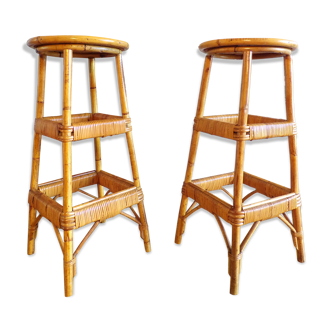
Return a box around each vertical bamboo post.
[28,55,47,255]
[115,54,151,252]
[284,55,305,263]
[88,58,106,223]
[229,51,252,295]
[175,55,212,244]
[62,49,74,297]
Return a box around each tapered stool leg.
[284,55,305,262]
[89,58,106,223]
[229,226,241,295]
[28,55,47,255]
[116,54,151,252]
[175,55,212,244]
[62,49,74,297]
[229,51,252,295]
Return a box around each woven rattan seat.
[26,35,150,297]
[174,38,305,295]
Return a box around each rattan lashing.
[174,38,305,295]
[27,36,151,297]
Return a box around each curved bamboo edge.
[27,35,129,51]
[199,38,298,53]
[206,46,291,58]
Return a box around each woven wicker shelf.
[29,170,143,230]
[35,113,131,142]
[194,114,296,140]
[182,172,301,226]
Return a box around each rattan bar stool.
[27,35,151,297]
[174,38,305,295]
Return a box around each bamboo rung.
[194,114,296,141]
[183,172,301,226]
[28,170,144,230]
[35,113,131,142]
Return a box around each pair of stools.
[27,36,305,297]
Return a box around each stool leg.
[28,55,47,255]
[175,130,199,244]
[89,58,104,226]
[62,49,74,296]
[284,55,305,262]
[229,226,241,295]
[116,54,151,252]
[229,51,252,295]
[175,55,212,244]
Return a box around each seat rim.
[27,35,129,51]
[199,38,298,53]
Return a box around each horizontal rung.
[194,114,296,141]
[39,171,98,197]
[29,171,142,230]
[243,193,301,224]
[192,172,234,191]
[184,172,300,225]
[34,113,131,142]
[191,171,291,198]
[243,172,291,198]
[182,182,232,222]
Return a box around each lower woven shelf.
[28,170,143,230]
[182,171,301,225]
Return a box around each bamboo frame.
[89,58,105,222]
[27,33,131,59]
[194,114,296,141]
[199,39,298,61]
[116,53,151,252]
[27,36,150,297]
[28,54,46,255]
[62,49,74,297]
[174,39,305,295]
[284,55,305,262]
[175,55,212,244]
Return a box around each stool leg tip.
[144,241,152,254]
[175,235,182,245]
[230,277,239,295]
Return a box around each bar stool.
[27,35,151,297]
[174,38,305,295]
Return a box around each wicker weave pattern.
[73,188,139,228]
[34,113,129,142]
[28,189,63,228]
[27,44,151,297]
[175,44,305,296]
[192,172,234,191]
[183,171,300,226]
[181,178,301,225]
[39,171,98,197]
[243,193,301,224]
[194,114,296,141]
[29,171,142,230]
[243,172,291,198]
[98,170,134,192]
[182,182,232,221]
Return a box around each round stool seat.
[199,38,298,60]
[27,35,129,58]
